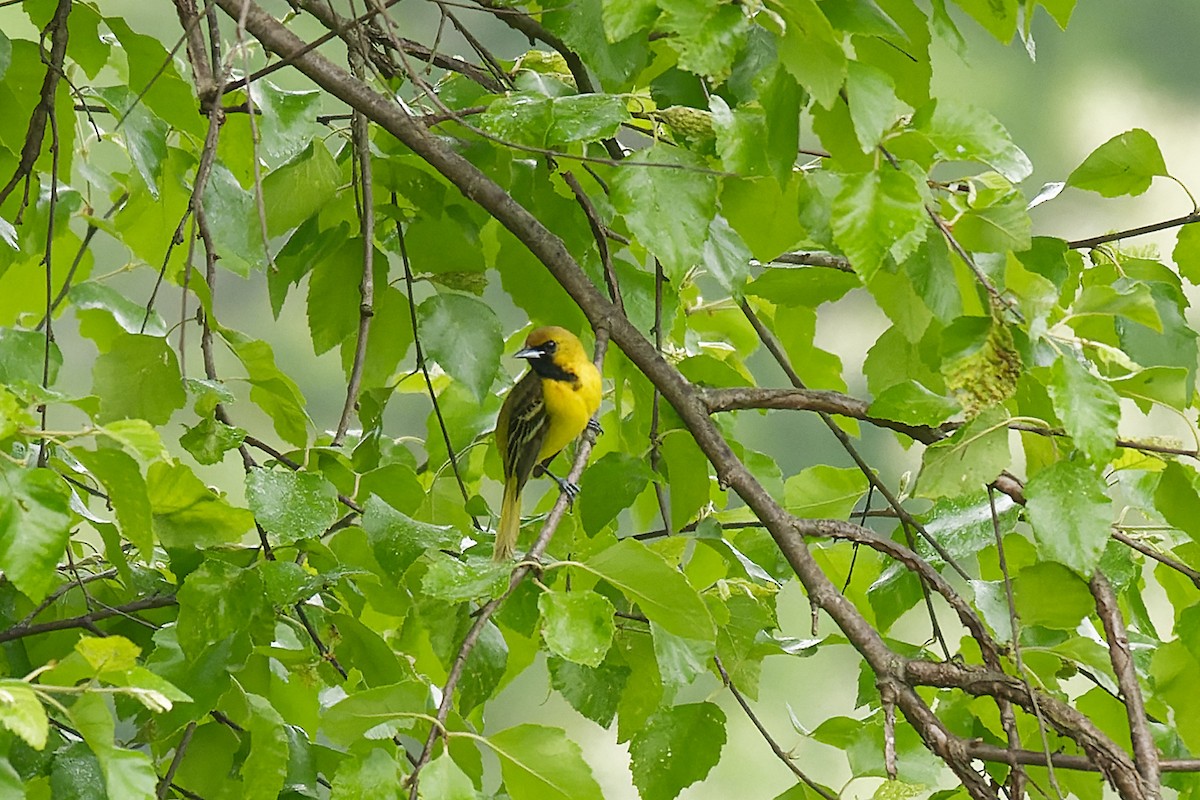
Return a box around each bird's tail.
[494,480,521,561]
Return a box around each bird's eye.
[543,340,558,354]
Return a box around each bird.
[493,326,602,560]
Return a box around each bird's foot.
[587,417,604,435]
[544,469,581,507]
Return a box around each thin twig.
[156,722,197,800]
[714,655,837,800]
[989,487,1061,799]
[1068,211,1200,250]
[332,50,376,447]
[391,201,482,531]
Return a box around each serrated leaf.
[539,591,616,667]
[611,143,717,281]
[147,461,255,548]
[73,447,153,559]
[1066,128,1168,198]
[422,554,510,602]
[176,559,267,657]
[1047,354,1120,464]
[657,0,749,81]
[362,496,460,580]
[1013,562,1093,629]
[917,407,1010,498]
[0,327,61,387]
[583,539,714,642]
[322,681,431,747]
[776,0,846,108]
[0,465,71,602]
[700,214,753,297]
[0,681,47,750]
[71,281,167,344]
[1154,461,1200,542]
[580,452,659,535]
[845,61,901,152]
[418,294,503,402]
[92,334,185,425]
[488,724,603,800]
[179,417,247,465]
[262,141,342,235]
[1174,223,1200,285]
[832,165,928,279]
[629,703,726,800]
[869,381,960,426]
[1026,460,1111,575]
[548,656,629,727]
[913,99,1032,182]
[784,465,869,519]
[246,468,339,545]
[549,94,629,143]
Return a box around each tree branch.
[0,595,178,644]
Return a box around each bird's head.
[516,326,587,381]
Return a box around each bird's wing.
[501,372,550,492]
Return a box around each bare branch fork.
[210,2,1172,795]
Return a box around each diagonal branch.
[0,0,71,214]
[1090,571,1160,798]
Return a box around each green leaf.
[262,141,342,235]
[0,681,47,750]
[583,539,714,641]
[1154,461,1200,542]
[422,554,510,602]
[784,465,869,519]
[179,417,247,466]
[51,742,106,800]
[916,407,1010,499]
[1110,366,1189,411]
[94,86,168,198]
[67,692,158,800]
[0,327,60,387]
[220,328,310,447]
[242,695,289,800]
[1013,562,1093,629]
[775,0,846,108]
[611,143,717,281]
[331,748,403,800]
[661,430,710,531]
[73,447,154,559]
[176,559,267,657]
[362,496,459,580]
[1173,223,1200,285]
[629,703,726,800]
[700,215,753,297]
[417,294,503,402]
[322,681,430,747]
[306,239,366,356]
[711,96,771,178]
[92,334,185,425]
[832,164,928,279]
[542,0,650,92]
[539,590,616,667]
[845,61,902,152]
[246,468,339,545]
[1026,460,1111,575]
[488,724,603,800]
[1047,354,1120,464]
[99,419,170,461]
[459,620,508,713]
[422,752,476,800]
[548,655,629,727]
[868,381,960,426]
[0,465,71,602]
[651,623,714,697]
[71,281,167,346]
[147,462,255,548]
[1071,282,1161,330]
[1066,128,1169,198]
[580,452,659,535]
[657,0,749,81]
[952,0,1018,41]
[549,94,629,144]
[601,0,658,40]
[76,636,141,674]
[912,99,1032,182]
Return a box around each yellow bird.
[494,326,602,560]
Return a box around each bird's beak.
[514,344,544,360]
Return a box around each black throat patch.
[529,354,576,384]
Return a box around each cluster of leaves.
[0,0,1199,798]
